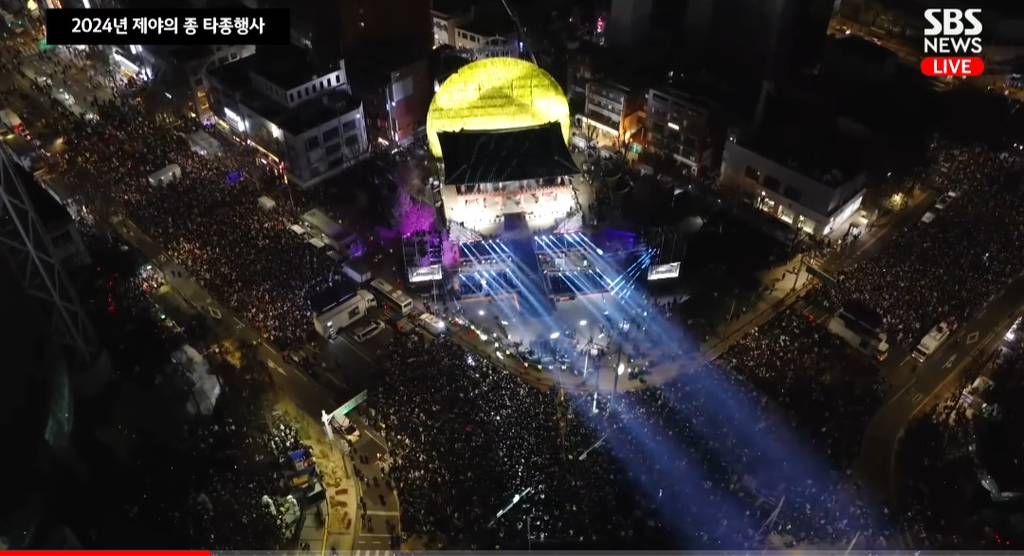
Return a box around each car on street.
[934,194,953,210]
[353,319,385,342]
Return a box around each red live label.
[921,56,985,77]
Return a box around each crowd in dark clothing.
[0,46,340,349]
[901,331,1024,548]
[369,332,896,549]
[68,100,334,348]
[830,140,1024,347]
[716,307,884,468]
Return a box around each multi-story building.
[349,48,432,147]
[578,80,643,149]
[268,0,433,149]
[643,86,720,174]
[114,44,257,122]
[431,1,519,60]
[432,0,475,48]
[205,45,369,188]
[720,93,867,237]
[451,16,518,59]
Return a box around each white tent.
[172,345,220,415]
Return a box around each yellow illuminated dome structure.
[428,57,580,238]
[427,57,572,158]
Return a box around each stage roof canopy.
[438,123,580,186]
[427,57,571,158]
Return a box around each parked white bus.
[369,278,413,316]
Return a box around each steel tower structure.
[0,143,96,363]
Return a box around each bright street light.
[617,362,625,375]
[549,331,560,339]
[579,320,588,326]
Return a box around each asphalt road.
[346,415,401,551]
[3,40,403,550]
[858,276,1024,498]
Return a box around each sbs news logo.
[921,8,985,77]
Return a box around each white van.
[417,313,446,336]
[353,320,385,343]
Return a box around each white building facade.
[721,138,865,237]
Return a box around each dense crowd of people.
[370,332,896,549]
[716,307,884,468]
[65,98,337,347]
[901,331,1024,547]
[830,140,1024,347]
[0,46,345,349]
[12,37,1024,553]
[59,232,301,549]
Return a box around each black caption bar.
[46,8,290,45]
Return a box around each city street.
[5,1,1024,549]
[0,34,402,552]
[859,276,1024,497]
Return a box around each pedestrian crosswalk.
[349,550,394,556]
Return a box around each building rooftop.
[249,45,333,90]
[438,122,580,185]
[348,43,423,88]
[276,90,361,136]
[209,55,361,136]
[742,93,865,187]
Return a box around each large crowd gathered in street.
[10,37,1024,552]
[716,307,884,468]
[71,101,336,347]
[0,46,343,348]
[830,140,1024,347]
[900,329,1024,547]
[370,332,897,549]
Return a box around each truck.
[312,290,376,339]
[912,320,954,362]
[826,301,890,361]
[342,259,373,284]
[300,208,350,251]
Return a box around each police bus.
[369,278,413,316]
